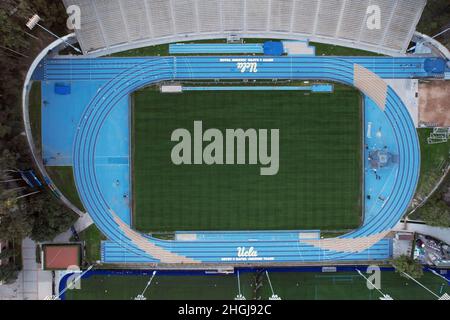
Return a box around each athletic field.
[132,84,362,231]
[63,270,449,300]
[64,273,254,300]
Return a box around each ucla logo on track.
[237,247,258,258]
[237,62,258,73]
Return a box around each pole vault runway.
[38,55,441,264]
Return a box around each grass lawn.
[74,225,106,263]
[416,129,450,194]
[29,81,42,155]
[132,85,362,232]
[45,166,84,211]
[409,129,450,218]
[63,270,448,300]
[409,128,450,220]
[109,38,379,57]
[64,272,255,300]
[311,42,382,56]
[109,44,169,57]
[259,270,449,300]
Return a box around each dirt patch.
[419,81,450,126]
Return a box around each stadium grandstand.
[63,0,427,56]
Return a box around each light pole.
[234,270,246,300]
[431,27,450,40]
[26,14,82,53]
[134,271,157,300]
[54,265,94,300]
[429,269,450,283]
[398,269,448,300]
[408,27,450,52]
[265,271,281,300]
[355,269,393,300]
[429,269,450,299]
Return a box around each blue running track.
[36,55,442,264]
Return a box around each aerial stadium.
[15,0,450,300]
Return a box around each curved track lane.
[70,56,420,263]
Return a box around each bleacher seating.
[121,0,151,41]
[222,0,245,31]
[337,0,368,41]
[197,0,221,32]
[62,0,427,56]
[148,0,174,37]
[270,0,294,32]
[315,0,342,37]
[172,0,197,34]
[246,0,269,31]
[94,0,128,46]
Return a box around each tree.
[24,0,67,32]
[0,205,35,240]
[0,10,30,52]
[0,1,78,250]
[421,200,450,227]
[391,255,424,279]
[0,263,19,284]
[0,247,15,260]
[417,0,450,48]
[29,192,77,242]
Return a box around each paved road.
[53,213,93,243]
[0,238,52,300]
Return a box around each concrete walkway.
[53,213,94,243]
[21,238,39,299]
[394,221,450,244]
[0,238,53,300]
[385,79,419,127]
[0,277,23,300]
[21,238,53,300]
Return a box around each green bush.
[391,255,424,279]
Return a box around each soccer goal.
[427,127,450,144]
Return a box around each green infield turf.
[45,166,85,211]
[63,271,449,300]
[64,273,255,300]
[132,84,362,232]
[259,271,449,300]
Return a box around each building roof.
[43,244,81,270]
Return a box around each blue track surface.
[182,84,333,92]
[40,56,443,81]
[363,97,398,222]
[169,43,264,54]
[37,55,439,264]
